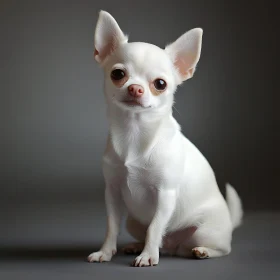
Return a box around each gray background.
[0,0,279,279]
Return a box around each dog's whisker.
[172,105,181,117]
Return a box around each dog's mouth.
[114,99,152,110]
[122,100,143,107]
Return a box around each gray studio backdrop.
[0,0,278,247]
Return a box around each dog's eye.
[111,69,125,81]
[154,79,167,91]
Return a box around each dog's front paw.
[132,251,159,267]
[87,249,116,263]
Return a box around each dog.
[88,10,243,267]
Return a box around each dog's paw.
[87,250,116,263]
[122,242,144,255]
[132,251,159,267]
[192,247,209,259]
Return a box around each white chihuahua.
[88,11,243,267]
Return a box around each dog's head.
[94,11,202,113]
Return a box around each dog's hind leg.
[122,216,147,254]
[184,208,232,259]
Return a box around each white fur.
[88,11,243,267]
[226,183,243,229]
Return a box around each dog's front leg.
[88,185,123,263]
[132,189,176,267]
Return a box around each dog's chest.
[106,121,170,223]
[121,161,160,224]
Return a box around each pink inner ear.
[175,57,189,77]
[174,55,195,80]
[95,37,116,62]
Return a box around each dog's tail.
[225,183,243,230]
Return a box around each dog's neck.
[107,104,176,162]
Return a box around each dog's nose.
[128,84,144,97]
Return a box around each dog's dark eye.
[111,69,125,80]
[154,79,167,91]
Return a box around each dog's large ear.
[94,11,128,63]
[165,28,203,82]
